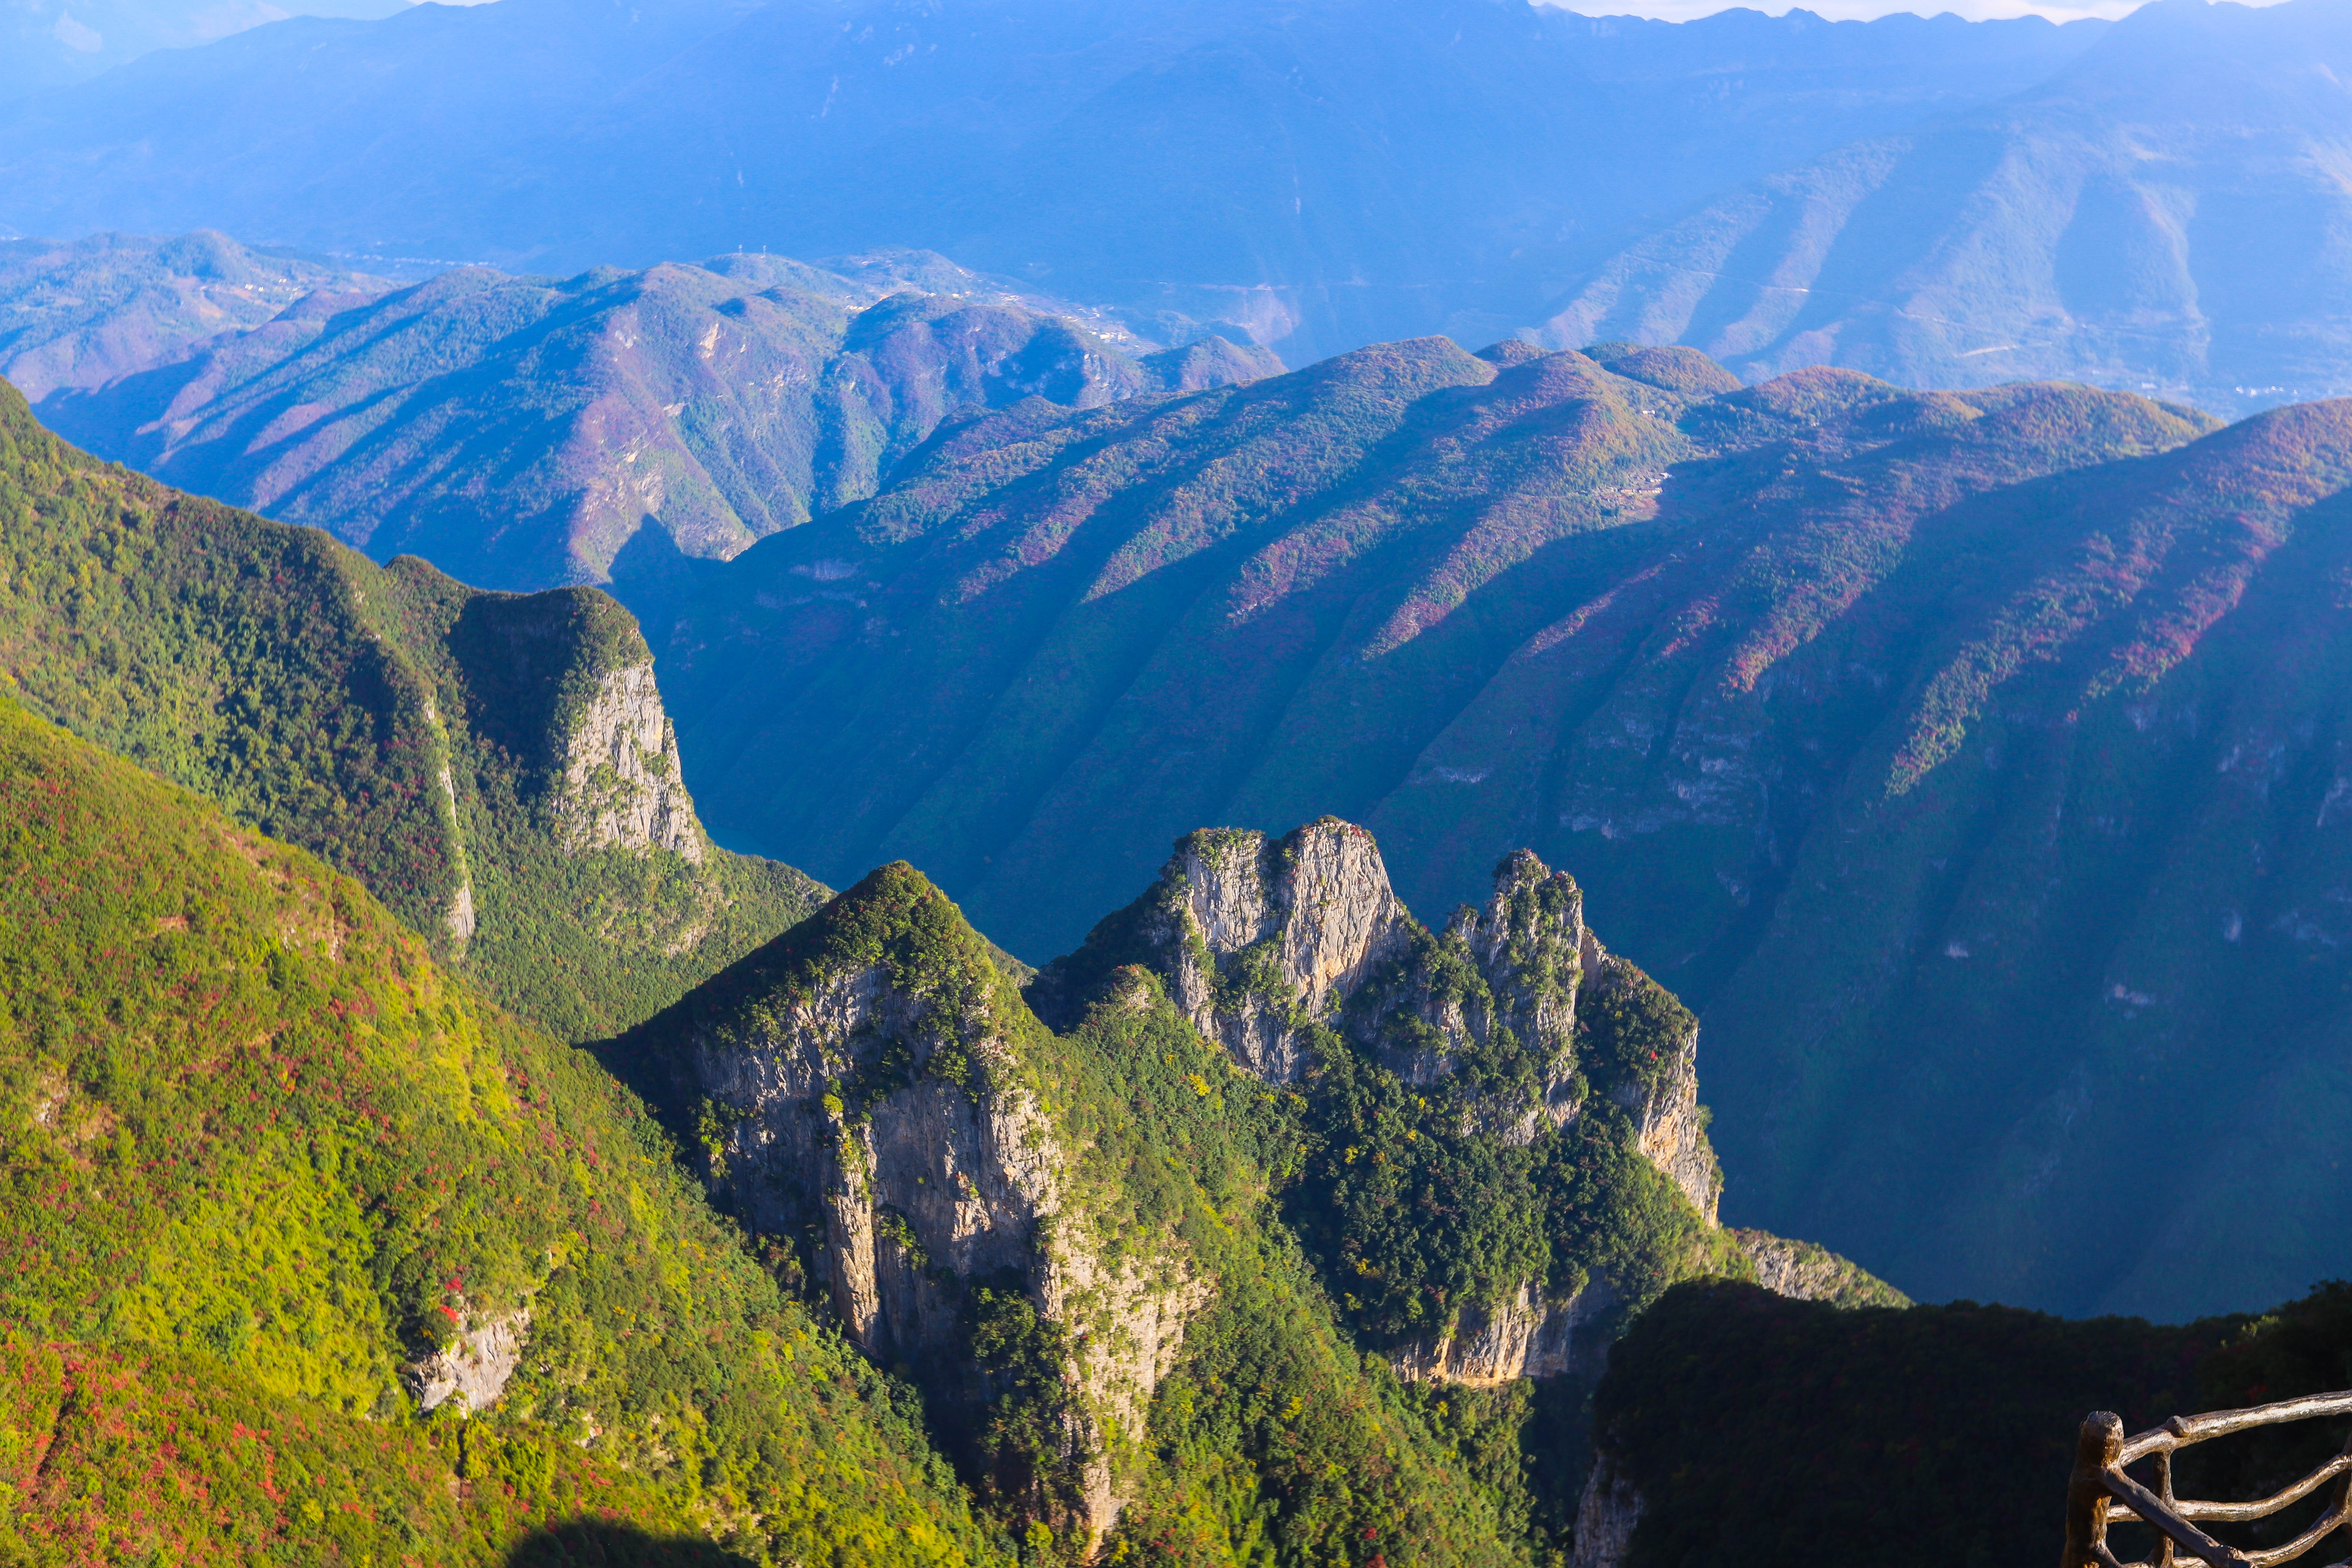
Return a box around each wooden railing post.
[2066,1412,2126,1568]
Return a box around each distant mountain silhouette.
[0,0,2106,364]
[5,231,1277,588]
[1540,0,2352,419]
[0,0,404,104]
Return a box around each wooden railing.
[2063,1394,2352,1568]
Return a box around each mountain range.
[15,0,2352,1559]
[0,0,2109,365]
[14,211,2352,1323]
[1540,0,2352,419]
[4,231,1278,588]
[11,0,2352,412]
[623,331,2352,1323]
[0,386,1911,1564]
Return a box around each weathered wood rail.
[2063,1393,2352,1568]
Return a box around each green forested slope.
[0,696,994,1566]
[0,379,823,1038]
[608,824,1822,1568]
[635,334,2352,1318]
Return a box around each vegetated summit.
[1542,0,2352,420]
[631,331,2352,1323]
[0,0,2108,364]
[3,231,1279,591]
[0,388,1909,1564]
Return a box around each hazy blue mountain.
[0,0,2108,364]
[1540,0,2352,420]
[0,229,384,401]
[8,231,1278,588]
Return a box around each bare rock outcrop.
[405,1310,530,1415]
[1390,1278,1615,1386]
[1145,821,1413,1080]
[1569,1452,1646,1568]
[1732,1229,1911,1308]
[1055,820,1592,1118]
[1622,1020,1721,1225]
[554,662,704,862]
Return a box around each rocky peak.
[1149,819,1413,1080]
[1048,822,1595,1123]
[635,863,1190,1547]
[1037,816,1740,1387]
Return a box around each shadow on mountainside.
[504,1522,752,1566]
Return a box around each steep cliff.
[627,864,1197,1545]
[553,663,704,863]
[1037,818,1738,1387]
[0,381,823,1038]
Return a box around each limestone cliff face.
[1046,819,1729,1387]
[554,662,704,862]
[1618,1014,1720,1225]
[1568,1453,1645,1568]
[658,865,1190,1544]
[405,1310,529,1415]
[1388,1278,1615,1386]
[1145,821,1413,1080]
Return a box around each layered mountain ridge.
[635,329,2352,1319]
[0,0,2109,364]
[1540,0,2352,418]
[3,230,1280,591]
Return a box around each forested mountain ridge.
[0,377,825,1038]
[603,816,1893,1562]
[0,0,2107,364]
[1542,0,2352,419]
[632,331,2352,1319]
[6,233,1280,591]
[0,379,1903,1565]
[0,696,996,1566]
